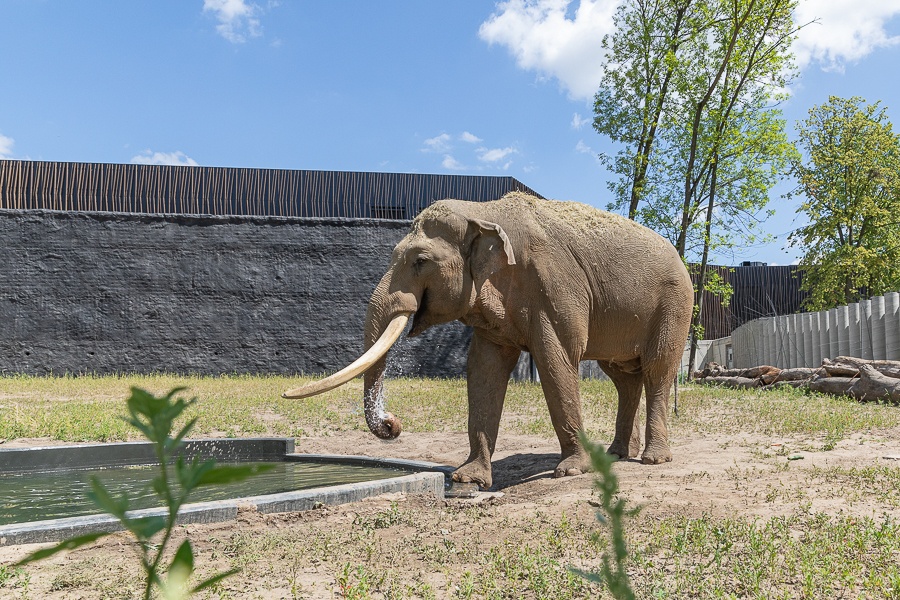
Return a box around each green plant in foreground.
[15,387,272,600]
[572,432,638,600]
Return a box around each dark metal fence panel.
[0,160,541,219]
[692,264,806,339]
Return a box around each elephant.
[284,192,693,489]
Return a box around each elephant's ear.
[465,218,516,290]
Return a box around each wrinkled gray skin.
[363,192,693,489]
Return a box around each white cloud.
[575,140,593,154]
[479,0,618,101]
[479,0,900,100]
[571,112,591,129]
[423,133,452,153]
[794,0,900,71]
[478,146,517,162]
[0,132,14,158]
[131,150,199,166]
[423,132,519,171]
[442,155,466,170]
[204,0,262,43]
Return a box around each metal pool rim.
[0,437,450,546]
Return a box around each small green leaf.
[14,532,110,566]
[169,539,195,575]
[190,568,241,594]
[124,515,167,540]
[176,457,216,491]
[87,476,128,519]
[151,474,168,500]
[171,416,199,449]
[197,463,275,487]
[161,541,194,600]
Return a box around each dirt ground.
[2,425,900,598]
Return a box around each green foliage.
[572,433,639,600]
[703,267,733,307]
[788,95,900,310]
[15,387,271,600]
[595,0,800,264]
[594,0,696,220]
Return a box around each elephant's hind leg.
[599,359,643,459]
[641,372,674,464]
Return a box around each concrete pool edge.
[0,439,450,546]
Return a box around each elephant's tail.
[673,374,679,417]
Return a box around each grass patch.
[806,464,900,507]
[635,511,900,598]
[1,374,899,447]
[674,383,900,444]
[4,374,900,598]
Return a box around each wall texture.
[0,209,471,376]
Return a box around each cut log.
[808,376,855,397]
[697,362,723,379]
[821,358,858,377]
[771,367,821,382]
[825,356,900,379]
[761,379,808,390]
[849,364,900,402]
[701,376,759,389]
[742,365,779,379]
[807,366,900,402]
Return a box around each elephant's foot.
[452,460,493,490]
[641,443,672,465]
[554,451,591,478]
[607,439,639,460]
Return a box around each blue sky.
[2,1,899,265]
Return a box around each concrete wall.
[686,338,733,372]
[731,291,900,368]
[0,209,471,377]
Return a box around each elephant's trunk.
[281,313,410,410]
[360,297,411,439]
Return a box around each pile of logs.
[693,356,900,402]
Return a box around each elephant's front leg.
[532,338,591,478]
[452,333,521,490]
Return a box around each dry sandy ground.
[1,427,899,598]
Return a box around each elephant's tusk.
[282,313,411,399]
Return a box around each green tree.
[593,0,697,219]
[789,96,900,310]
[596,0,800,373]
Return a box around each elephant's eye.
[413,256,428,273]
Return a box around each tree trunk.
[687,157,719,376]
